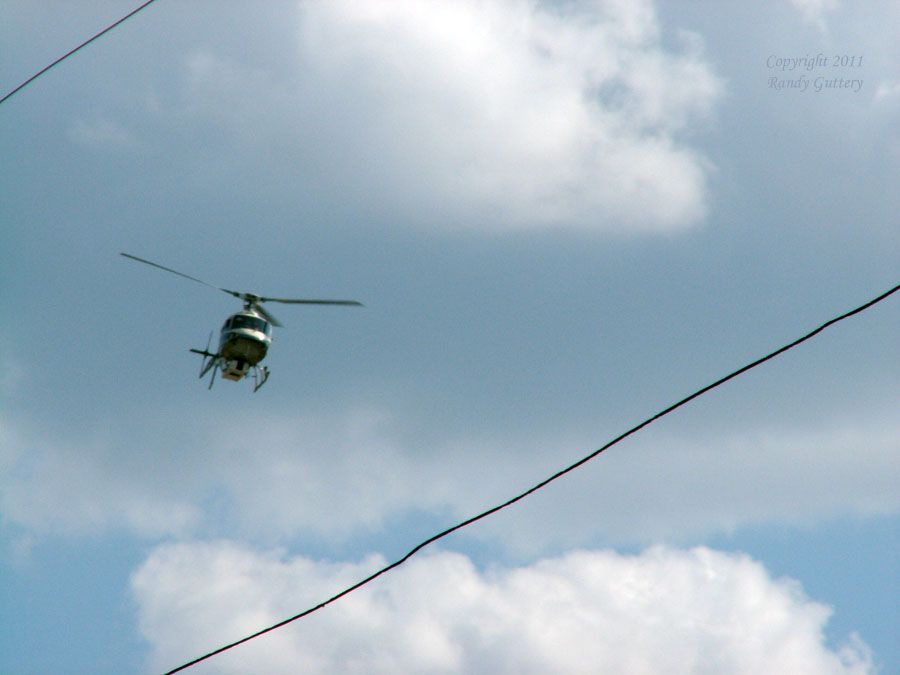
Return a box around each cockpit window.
[230,315,269,333]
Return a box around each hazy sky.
[1,1,898,673]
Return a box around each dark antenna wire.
[163,281,900,675]
[0,0,161,106]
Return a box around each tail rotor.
[199,331,213,376]
[190,331,220,389]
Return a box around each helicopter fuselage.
[217,311,273,381]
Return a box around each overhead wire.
[0,0,161,106]
[162,280,900,674]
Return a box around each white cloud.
[68,117,143,151]
[174,0,722,232]
[788,0,839,30]
[132,542,874,674]
[1,406,897,549]
[471,418,900,553]
[0,416,200,538]
[874,80,900,103]
[192,407,900,551]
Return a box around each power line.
[0,0,161,106]
[163,281,900,675]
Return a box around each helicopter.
[121,253,362,392]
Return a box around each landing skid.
[190,341,269,392]
[252,365,269,392]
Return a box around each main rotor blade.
[120,253,241,298]
[261,297,363,306]
[122,253,362,310]
[252,302,283,328]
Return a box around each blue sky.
[1,1,898,673]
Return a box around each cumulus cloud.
[132,542,873,674]
[175,0,722,232]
